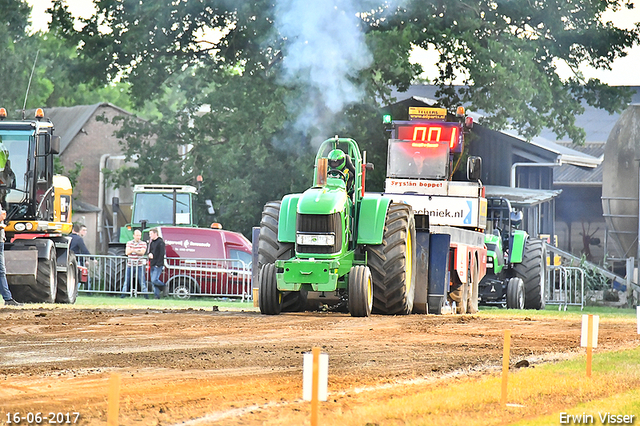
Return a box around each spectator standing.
[121,229,148,298]
[0,207,22,306]
[69,222,97,293]
[69,223,90,266]
[147,228,166,299]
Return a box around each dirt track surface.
[0,306,638,425]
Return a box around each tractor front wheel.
[506,277,525,309]
[35,246,57,303]
[348,265,373,317]
[258,200,307,312]
[56,252,78,304]
[514,238,547,310]
[258,263,281,315]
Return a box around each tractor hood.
[297,182,349,215]
[485,233,501,251]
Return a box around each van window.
[229,249,252,268]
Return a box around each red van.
[157,226,253,298]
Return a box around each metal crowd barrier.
[546,265,584,310]
[76,254,252,300]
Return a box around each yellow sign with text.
[409,107,447,120]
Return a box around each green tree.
[0,0,136,116]
[50,0,639,141]
[0,0,52,114]
[48,0,640,234]
[370,0,639,142]
[54,157,83,198]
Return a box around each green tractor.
[478,197,547,309]
[257,137,416,317]
[105,184,202,291]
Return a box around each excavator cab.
[0,108,76,304]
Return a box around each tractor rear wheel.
[105,246,126,292]
[506,277,525,309]
[258,200,307,312]
[514,238,547,310]
[258,263,281,315]
[56,252,78,304]
[348,265,373,317]
[366,203,416,315]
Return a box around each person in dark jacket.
[69,222,93,292]
[147,228,166,299]
[69,223,90,266]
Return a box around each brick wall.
[59,105,129,208]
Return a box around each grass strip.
[318,346,640,426]
[71,295,257,311]
[512,387,640,425]
[479,305,638,320]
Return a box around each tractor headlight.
[25,222,33,230]
[296,233,335,246]
[14,223,25,231]
[487,256,493,263]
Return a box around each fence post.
[627,257,635,304]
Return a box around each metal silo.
[602,105,640,262]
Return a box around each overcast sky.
[27,0,640,86]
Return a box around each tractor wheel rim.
[366,274,373,309]
[175,287,190,299]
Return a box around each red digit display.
[396,123,462,152]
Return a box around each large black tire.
[514,238,547,310]
[468,257,479,314]
[506,277,525,309]
[258,263,281,315]
[366,203,417,315]
[56,252,78,304]
[428,295,445,314]
[448,278,466,314]
[105,246,126,292]
[257,200,307,312]
[35,246,57,303]
[348,265,373,317]
[449,259,473,314]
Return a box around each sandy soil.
[0,305,638,425]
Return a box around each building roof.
[500,130,601,168]
[387,94,601,169]
[391,85,640,144]
[73,199,102,213]
[553,143,605,185]
[539,87,640,143]
[485,185,562,207]
[42,103,133,154]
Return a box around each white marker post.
[580,314,599,378]
[303,347,328,426]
